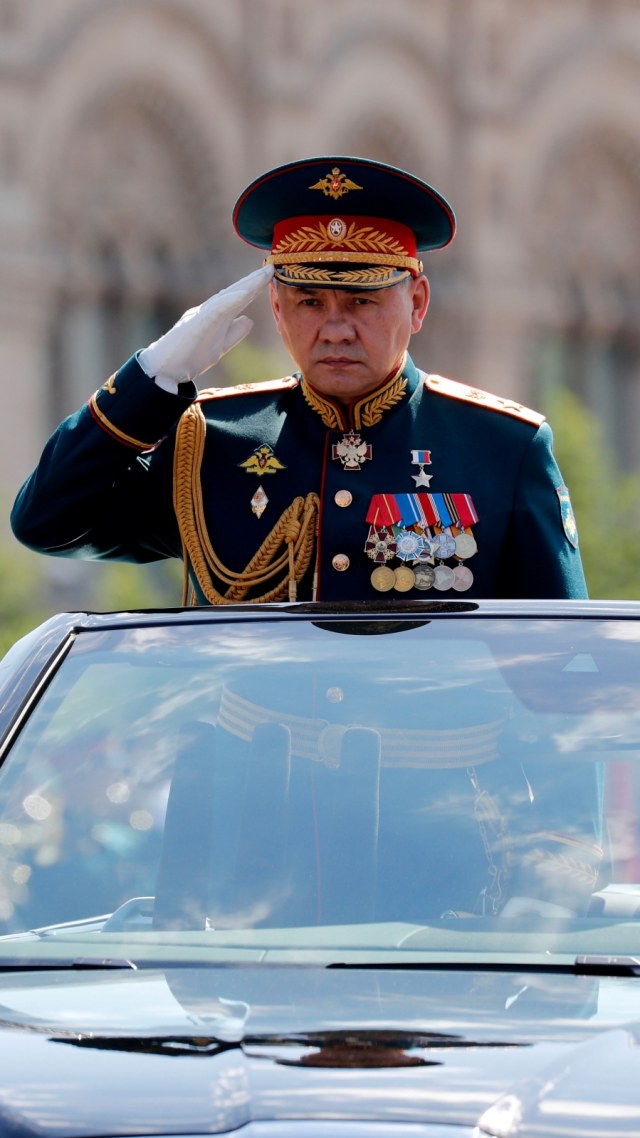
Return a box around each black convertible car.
[0,599,639,1136]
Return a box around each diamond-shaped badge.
[251,485,269,518]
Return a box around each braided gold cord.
[173,402,319,605]
[223,495,318,602]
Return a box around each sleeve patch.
[556,484,579,547]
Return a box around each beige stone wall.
[2,0,640,509]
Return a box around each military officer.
[11,156,587,603]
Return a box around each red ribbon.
[366,494,401,528]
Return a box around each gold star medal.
[411,448,432,487]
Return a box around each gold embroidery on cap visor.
[272,264,412,288]
[266,218,422,288]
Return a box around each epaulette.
[196,375,299,403]
[424,374,545,427]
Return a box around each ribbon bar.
[451,493,479,527]
[431,493,454,528]
[366,493,401,528]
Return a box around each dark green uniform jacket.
[11,352,587,602]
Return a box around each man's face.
[270,275,429,403]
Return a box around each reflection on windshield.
[0,618,639,956]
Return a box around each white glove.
[139,264,274,390]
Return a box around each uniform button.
[332,553,350,572]
[334,489,353,508]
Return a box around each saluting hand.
[139,264,275,389]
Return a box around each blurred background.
[1,0,640,648]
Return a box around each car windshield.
[0,614,639,966]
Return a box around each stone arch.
[293,33,452,185]
[526,124,640,469]
[500,45,640,248]
[27,0,245,271]
[22,2,247,421]
[39,73,235,417]
[530,125,640,330]
[46,77,226,299]
[38,0,238,95]
[313,21,447,92]
[486,42,640,465]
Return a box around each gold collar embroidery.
[301,353,408,430]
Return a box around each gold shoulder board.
[197,375,299,403]
[424,374,545,427]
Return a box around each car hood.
[0,965,639,1136]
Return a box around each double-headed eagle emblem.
[239,444,287,476]
[309,166,364,201]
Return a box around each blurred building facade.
[2,0,640,511]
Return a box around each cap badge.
[309,166,364,200]
[239,443,287,476]
[328,218,347,240]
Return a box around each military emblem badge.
[309,167,364,200]
[239,444,287,476]
[239,444,286,519]
[556,485,579,547]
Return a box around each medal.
[413,565,435,590]
[371,565,396,592]
[454,531,477,559]
[434,529,456,559]
[417,533,439,561]
[395,529,424,561]
[393,566,416,592]
[364,492,479,595]
[433,564,455,591]
[452,565,474,591]
[411,448,433,488]
[364,526,397,562]
[333,431,372,471]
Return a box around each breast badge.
[411,449,433,487]
[332,432,372,471]
[239,443,287,518]
[239,444,287,476]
